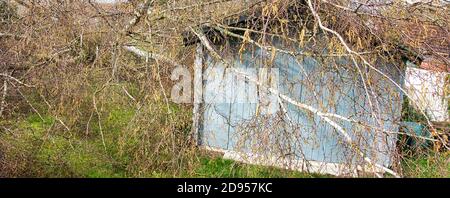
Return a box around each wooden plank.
[191,43,204,146]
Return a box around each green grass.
[3,108,447,178]
[1,110,322,178]
[3,114,128,177]
[402,152,450,178]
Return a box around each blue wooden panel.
[199,40,403,167]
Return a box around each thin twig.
[0,73,34,88]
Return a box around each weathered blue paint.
[199,40,404,167]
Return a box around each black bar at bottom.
[0,178,447,196]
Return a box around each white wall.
[404,66,449,122]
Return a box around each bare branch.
[0,73,34,88]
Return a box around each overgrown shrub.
[0,1,197,177]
